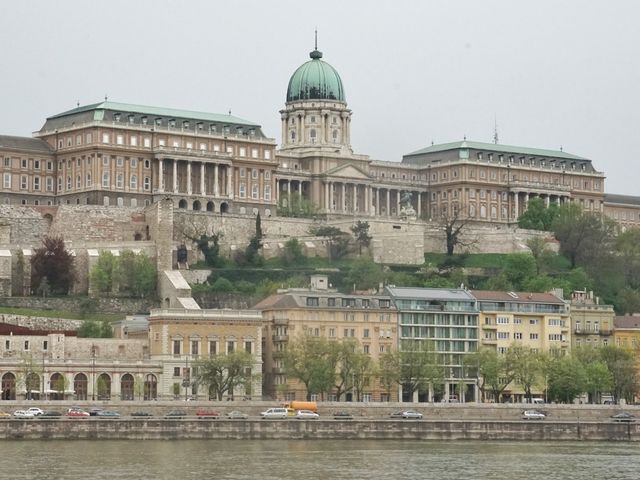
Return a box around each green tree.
[504,253,537,290]
[465,348,515,403]
[195,350,255,401]
[553,203,616,268]
[509,345,544,402]
[518,198,559,231]
[277,192,319,218]
[210,277,234,292]
[350,221,372,255]
[309,225,352,260]
[77,319,113,338]
[131,253,157,298]
[351,351,374,401]
[398,340,445,401]
[547,354,587,403]
[344,257,385,292]
[600,345,639,403]
[30,236,76,295]
[282,238,306,264]
[284,334,337,400]
[377,351,401,399]
[616,228,640,289]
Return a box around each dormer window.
[477,152,483,160]
[169,119,176,128]
[197,122,203,130]
[141,116,148,125]
[155,118,162,126]
[114,113,121,122]
[128,115,135,123]
[183,121,189,129]
[210,124,217,133]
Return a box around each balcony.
[574,327,611,336]
[483,324,498,330]
[481,338,497,345]
[273,318,289,326]
[509,179,571,194]
[272,334,289,343]
[272,366,285,374]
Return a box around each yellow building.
[570,290,614,348]
[613,315,640,350]
[472,290,569,401]
[147,308,263,400]
[255,276,398,402]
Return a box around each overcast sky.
[1,1,638,195]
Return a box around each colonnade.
[156,157,232,198]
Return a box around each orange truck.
[284,401,318,413]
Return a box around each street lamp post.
[91,344,96,401]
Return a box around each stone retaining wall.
[0,297,157,315]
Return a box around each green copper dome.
[286,49,345,102]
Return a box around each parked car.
[27,407,44,416]
[164,410,187,419]
[0,411,11,419]
[39,411,63,418]
[226,410,248,420]
[611,412,635,423]
[13,410,35,419]
[196,409,220,418]
[131,411,153,418]
[333,411,354,420]
[390,410,423,419]
[66,409,90,418]
[260,408,289,419]
[295,409,319,419]
[522,410,546,420]
[88,408,103,416]
[95,410,120,418]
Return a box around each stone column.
[375,188,380,216]
[214,164,219,196]
[281,115,287,146]
[396,191,401,216]
[342,183,346,212]
[386,189,390,217]
[544,195,550,207]
[514,193,519,220]
[329,182,334,211]
[352,184,357,212]
[227,166,233,198]
[200,163,205,195]
[187,161,192,195]
[417,192,422,217]
[158,158,164,192]
[364,186,369,215]
[325,182,330,211]
[524,192,530,211]
[173,160,178,193]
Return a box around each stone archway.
[1,372,16,400]
[49,372,65,400]
[144,374,158,401]
[178,199,188,209]
[97,373,111,400]
[206,201,214,212]
[193,200,201,211]
[74,373,88,401]
[26,372,40,400]
[120,373,134,400]
[220,202,229,214]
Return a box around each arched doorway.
[206,201,214,212]
[120,373,134,400]
[74,373,88,401]
[220,202,229,214]
[26,372,40,400]
[178,199,187,209]
[97,373,111,400]
[193,200,201,211]
[144,374,157,400]
[1,373,16,400]
[49,372,65,400]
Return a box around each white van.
[260,408,289,419]
[531,398,544,405]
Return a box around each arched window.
[97,373,111,400]
[120,373,134,401]
[144,374,157,401]
[130,174,137,189]
[1,372,16,400]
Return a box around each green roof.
[286,49,345,102]
[405,140,588,161]
[49,101,261,127]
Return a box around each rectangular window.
[116,135,124,145]
[239,147,246,157]
[514,333,523,340]
[497,316,509,324]
[497,332,510,340]
[130,136,138,147]
[173,367,180,377]
[529,319,539,325]
[306,297,319,306]
[21,159,28,169]
[363,329,370,338]
[3,173,10,189]
[116,157,124,167]
[264,150,271,160]
[245,341,252,354]
[251,184,259,199]
[240,168,246,178]
[102,133,110,144]
[24,340,29,350]
[363,344,370,354]
[529,333,539,340]
[251,148,258,158]
[144,176,151,191]
[328,328,335,337]
[43,340,48,350]
[20,175,27,190]
[3,158,10,167]
[227,341,235,353]
[209,341,217,355]
[173,340,181,355]
[103,155,109,166]
[191,340,199,356]
[33,177,40,190]
[264,185,271,201]
[34,160,40,170]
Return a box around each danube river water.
[2,439,638,479]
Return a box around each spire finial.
[310,29,323,59]
[493,114,499,144]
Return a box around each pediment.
[324,163,371,180]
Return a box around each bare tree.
[438,206,477,256]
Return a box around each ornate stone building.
[0,44,638,227]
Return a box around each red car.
[196,409,220,418]
[66,409,90,418]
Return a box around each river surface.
[1,439,638,479]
